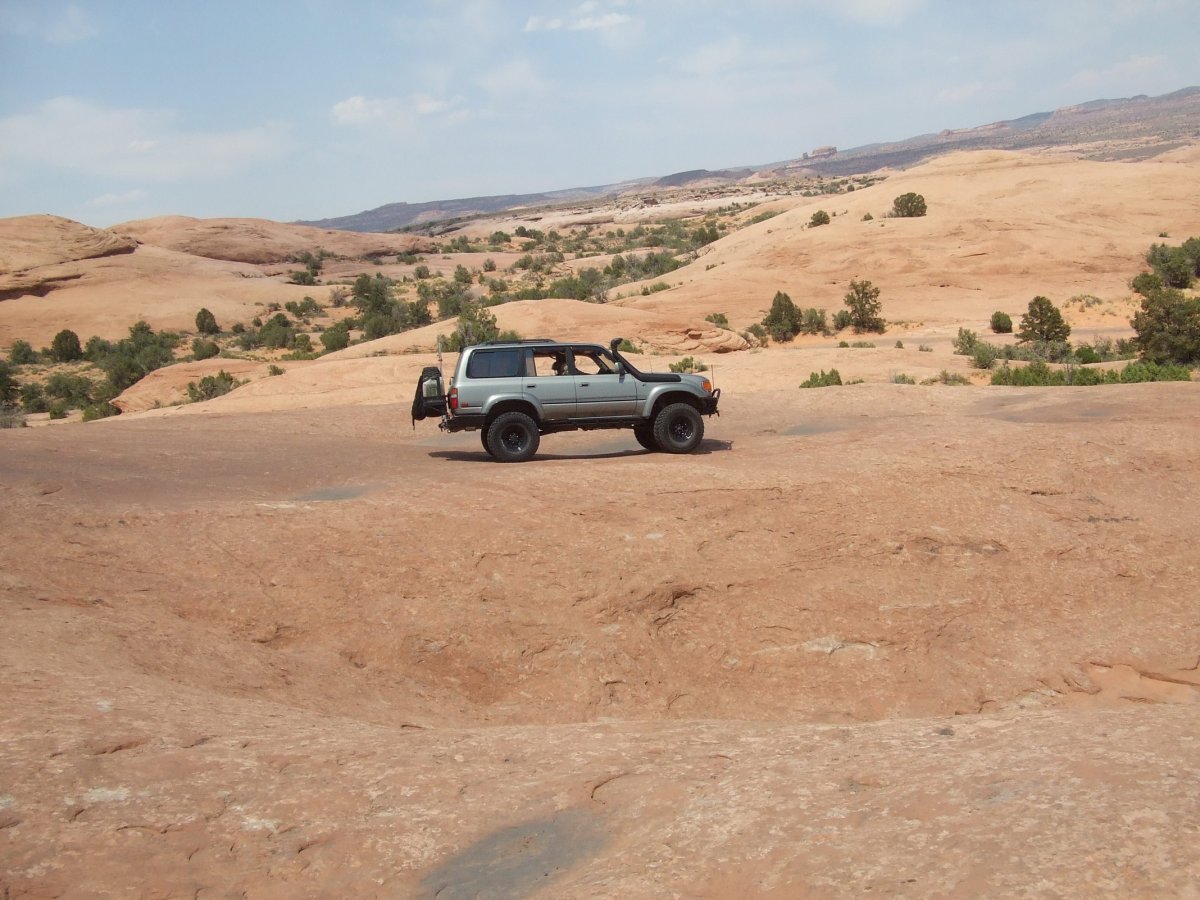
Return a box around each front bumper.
[701,388,721,416]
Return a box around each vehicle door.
[522,348,577,420]
[571,346,639,417]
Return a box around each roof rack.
[478,338,555,345]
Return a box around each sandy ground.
[2,147,1200,896]
[3,372,1200,897]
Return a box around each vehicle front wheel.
[652,403,704,454]
[633,424,659,452]
[485,411,540,462]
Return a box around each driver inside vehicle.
[552,354,569,376]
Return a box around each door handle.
[580,382,590,387]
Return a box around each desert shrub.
[191,338,220,360]
[862,213,874,221]
[0,360,17,404]
[799,308,828,335]
[918,344,933,352]
[8,340,37,365]
[186,370,241,402]
[800,369,842,388]
[1130,271,1163,297]
[971,342,999,369]
[1074,344,1101,365]
[891,373,916,384]
[19,382,47,413]
[952,328,978,354]
[989,360,1190,386]
[49,329,83,362]
[442,302,503,352]
[810,210,831,227]
[850,341,876,348]
[285,297,323,320]
[669,356,707,373]
[320,322,351,353]
[745,323,768,344]
[832,309,853,331]
[259,313,294,349]
[1132,287,1200,365]
[890,193,927,218]
[838,341,850,348]
[0,403,26,428]
[45,372,97,407]
[47,401,68,420]
[413,264,431,279]
[705,312,730,328]
[1017,296,1070,343]
[894,340,904,349]
[81,402,118,421]
[843,279,885,333]
[288,269,317,285]
[617,339,640,353]
[84,336,114,361]
[453,264,472,285]
[268,364,285,376]
[990,311,1013,334]
[195,308,220,334]
[1147,242,1195,289]
[762,291,802,341]
[641,281,671,295]
[923,370,970,385]
[482,258,497,273]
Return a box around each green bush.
[192,338,220,360]
[891,373,916,384]
[990,311,1012,334]
[8,340,37,364]
[0,360,17,404]
[705,312,730,328]
[50,329,83,362]
[843,279,885,333]
[195,308,220,334]
[952,328,978,355]
[320,322,351,353]
[971,343,999,369]
[918,344,933,352]
[800,369,842,388]
[186,370,241,402]
[1017,296,1071,343]
[669,356,707,373]
[19,382,47,413]
[923,370,970,385]
[1131,271,1163,297]
[890,193,927,218]
[810,210,831,227]
[832,310,853,331]
[81,402,118,421]
[763,291,802,341]
[799,308,828,335]
[1132,287,1200,365]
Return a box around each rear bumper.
[440,412,486,432]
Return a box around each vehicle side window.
[531,350,568,376]
[572,350,613,375]
[466,349,523,378]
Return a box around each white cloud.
[332,93,469,130]
[0,98,289,183]
[825,0,926,27]
[524,15,564,31]
[46,3,96,43]
[479,59,547,96]
[571,12,631,30]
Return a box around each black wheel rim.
[501,426,528,453]
[669,415,694,443]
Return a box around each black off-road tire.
[480,430,495,457]
[633,424,659,452]
[485,411,540,462]
[652,403,704,454]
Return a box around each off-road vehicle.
[412,338,720,462]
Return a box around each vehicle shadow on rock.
[429,438,733,464]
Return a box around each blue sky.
[2,0,1198,226]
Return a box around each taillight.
[448,387,459,411]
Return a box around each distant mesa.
[803,146,837,160]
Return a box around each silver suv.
[412,338,720,462]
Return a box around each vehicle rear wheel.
[480,430,495,457]
[633,424,659,452]
[652,403,704,454]
[485,411,540,462]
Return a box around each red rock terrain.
[2,378,1198,897]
